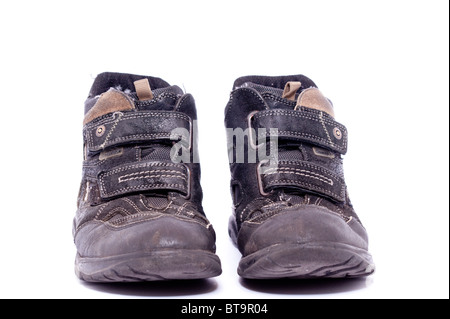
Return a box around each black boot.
[73,72,221,282]
[225,75,375,279]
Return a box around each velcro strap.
[98,161,189,199]
[251,109,348,154]
[259,161,346,202]
[84,111,191,152]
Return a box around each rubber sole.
[75,249,222,282]
[238,242,375,279]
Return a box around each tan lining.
[83,89,135,125]
[295,87,335,118]
[282,81,302,101]
[134,78,154,101]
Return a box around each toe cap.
[237,205,369,256]
[75,214,216,258]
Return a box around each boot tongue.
[83,77,183,125]
[282,81,335,118]
[239,77,335,118]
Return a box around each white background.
[0,0,448,299]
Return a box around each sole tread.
[75,249,222,282]
[239,242,375,279]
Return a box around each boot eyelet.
[333,127,342,140]
[96,125,106,137]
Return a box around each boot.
[73,72,221,282]
[225,75,375,279]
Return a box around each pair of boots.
[73,72,375,282]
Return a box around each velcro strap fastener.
[98,161,189,199]
[250,109,348,154]
[258,160,346,202]
[84,111,191,152]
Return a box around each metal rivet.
[333,127,342,140]
[96,125,106,137]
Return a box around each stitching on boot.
[100,112,123,150]
[118,170,187,183]
[122,198,143,214]
[263,168,334,185]
[319,111,333,145]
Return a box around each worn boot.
[73,72,221,282]
[225,75,375,279]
